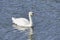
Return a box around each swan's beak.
[32,13,35,16]
[31,13,34,16]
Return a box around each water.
[0,0,60,40]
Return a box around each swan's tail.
[12,17,15,20]
[12,17,16,23]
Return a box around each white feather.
[12,12,33,31]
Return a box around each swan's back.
[12,17,30,26]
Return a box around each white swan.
[12,12,33,40]
[12,12,33,28]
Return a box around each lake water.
[0,0,60,40]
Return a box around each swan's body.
[12,12,33,29]
[12,12,33,40]
[12,18,31,27]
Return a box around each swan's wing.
[14,18,30,26]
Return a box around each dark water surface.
[0,0,60,40]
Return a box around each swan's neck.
[29,14,32,26]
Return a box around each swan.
[12,12,34,40]
[12,12,33,28]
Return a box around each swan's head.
[29,11,33,16]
